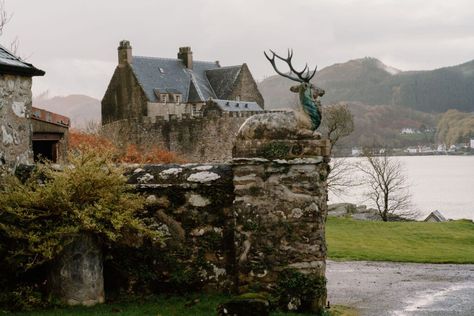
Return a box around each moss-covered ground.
[326,217,474,263]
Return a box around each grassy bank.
[7,295,356,316]
[326,217,474,263]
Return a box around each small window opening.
[160,94,168,103]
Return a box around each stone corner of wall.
[232,137,331,162]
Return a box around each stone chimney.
[178,46,193,69]
[118,40,132,67]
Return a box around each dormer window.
[159,67,165,73]
[160,94,168,103]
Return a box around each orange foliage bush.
[68,130,184,164]
[69,129,116,153]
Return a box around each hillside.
[259,57,474,113]
[331,102,437,153]
[33,93,101,128]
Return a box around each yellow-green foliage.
[327,217,474,263]
[0,149,162,271]
[436,109,474,145]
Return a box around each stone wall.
[102,112,267,162]
[126,163,236,290]
[0,74,33,167]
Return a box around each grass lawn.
[326,217,474,263]
[6,295,356,316]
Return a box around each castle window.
[160,94,168,103]
[175,95,181,103]
[192,105,197,113]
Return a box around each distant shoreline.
[334,152,474,158]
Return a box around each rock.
[137,173,154,183]
[187,193,211,207]
[237,112,314,140]
[159,167,183,179]
[48,233,104,306]
[217,298,270,316]
[187,171,220,183]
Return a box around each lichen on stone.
[159,167,183,178]
[187,171,220,183]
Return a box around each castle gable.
[206,66,242,99]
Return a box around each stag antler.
[264,49,317,83]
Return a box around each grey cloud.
[2,0,474,98]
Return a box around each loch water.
[330,156,474,220]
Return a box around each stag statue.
[264,49,324,131]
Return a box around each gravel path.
[326,260,474,316]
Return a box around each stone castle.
[101,41,270,162]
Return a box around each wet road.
[326,260,474,316]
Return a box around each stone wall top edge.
[232,157,326,165]
[126,163,233,186]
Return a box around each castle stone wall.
[102,112,267,162]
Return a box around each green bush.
[0,149,163,310]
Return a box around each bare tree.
[320,103,356,196]
[321,103,354,152]
[356,149,416,221]
[0,1,21,57]
[0,0,12,36]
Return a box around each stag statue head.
[264,49,323,131]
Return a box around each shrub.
[69,130,184,164]
[0,148,163,310]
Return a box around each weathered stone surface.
[49,234,104,306]
[126,163,235,291]
[0,75,33,167]
[232,116,329,312]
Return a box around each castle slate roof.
[0,44,44,76]
[131,56,222,103]
[206,66,242,99]
[210,99,263,112]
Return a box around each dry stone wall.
[126,163,236,291]
[0,75,33,167]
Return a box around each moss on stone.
[258,142,290,159]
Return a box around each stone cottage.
[0,44,44,167]
[102,40,264,123]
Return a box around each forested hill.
[259,57,474,113]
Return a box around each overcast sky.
[3,0,474,99]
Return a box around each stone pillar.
[232,112,330,313]
[49,234,104,306]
